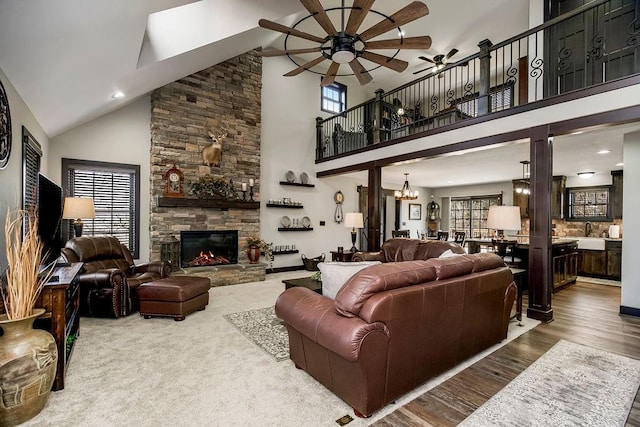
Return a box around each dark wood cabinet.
[606,240,622,279]
[551,175,566,219]
[552,243,578,290]
[611,170,623,219]
[578,249,608,276]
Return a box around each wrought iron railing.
[316,0,639,160]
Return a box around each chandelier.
[395,173,419,200]
[514,160,530,195]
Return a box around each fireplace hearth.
[180,230,238,268]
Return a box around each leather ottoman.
[138,276,210,321]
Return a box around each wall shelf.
[262,249,300,255]
[279,181,315,188]
[157,197,260,209]
[278,227,313,231]
[266,203,304,209]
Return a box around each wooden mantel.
[157,197,260,210]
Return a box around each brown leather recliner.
[275,252,516,418]
[61,236,170,318]
[352,237,465,262]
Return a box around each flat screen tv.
[37,173,64,266]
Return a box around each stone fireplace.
[148,49,264,286]
[180,230,238,268]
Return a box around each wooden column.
[477,39,493,116]
[367,166,382,251]
[374,89,384,144]
[527,126,554,322]
[315,117,324,159]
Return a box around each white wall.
[621,131,640,310]
[0,67,49,266]
[48,97,152,261]
[260,56,372,267]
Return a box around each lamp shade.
[486,206,521,231]
[344,212,364,229]
[62,197,95,220]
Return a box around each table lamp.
[63,197,95,237]
[344,212,364,253]
[486,205,521,256]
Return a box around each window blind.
[22,128,42,213]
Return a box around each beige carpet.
[25,272,538,427]
[460,340,640,426]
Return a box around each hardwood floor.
[373,281,640,426]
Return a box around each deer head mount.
[203,131,227,167]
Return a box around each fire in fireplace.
[180,230,238,268]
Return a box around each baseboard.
[266,265,306,274]
[620,306,640,318]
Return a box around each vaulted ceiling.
[0,0,529,137]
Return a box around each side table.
[36,262,83,390]
[510,268,527,324]
[331,251,354,262]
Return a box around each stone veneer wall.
[149,50,263,285]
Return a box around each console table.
[330,251,354,262]
[36,262,83,391]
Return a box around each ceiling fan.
[258,0,432,86]
[413,48,459,76]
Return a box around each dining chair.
[437,231,449,241]
[454,231,466,246]
[392,230,410,238]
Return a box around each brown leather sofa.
[61,236,170,317]
[352,237,465,263]
[275,252,516,417]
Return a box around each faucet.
[585,221,592,237]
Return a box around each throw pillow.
[438,249,459,258]
[318,261,381,300]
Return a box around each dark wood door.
[545,0,639,96]
[579,249,607,275]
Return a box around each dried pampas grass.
[2,209,51,320]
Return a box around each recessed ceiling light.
[597,149,610,154]
[577,171,595,179]
[616,162,624,166]
[111,91,125,99]
[447,180,453,184]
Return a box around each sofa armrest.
[132,261,171,278]
[352,251,384,262]
[275,287,389,362]
[76,268,126,289]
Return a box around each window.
[450,195,502,238]
[566,186,611,221]
[62,159,140,257]
[321,81,347,114]
[457,83,514,117]
[22,126,42,212]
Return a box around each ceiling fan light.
[332,49,355,64]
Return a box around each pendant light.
[515,160,530,195]
[394,173,419,200]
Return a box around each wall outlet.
[319,220,326,226]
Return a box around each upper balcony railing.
[316,0,640,161]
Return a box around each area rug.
[223,306,288,361]
[460,339,640,426]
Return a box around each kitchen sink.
[576,237,606,250]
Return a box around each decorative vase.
[0,308,58,426]
[247,245,261,264]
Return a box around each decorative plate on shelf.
[302,216,311,228]
[300,172,309,184]
[281,215,291,228]
[285,170,296,183]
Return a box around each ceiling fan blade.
[345,0,376,35]
[412,67,431,75]
[259,19,325,44]
[259,47,322,57]
[366,36,432,50]
[445,48,459,61]
[300,0,338,36]
[348,58,374,85]
[284,56,327,76]
[321,62,340,86]
[359,1,430,42]
[419,55,436,64]
[360,51,408,72]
